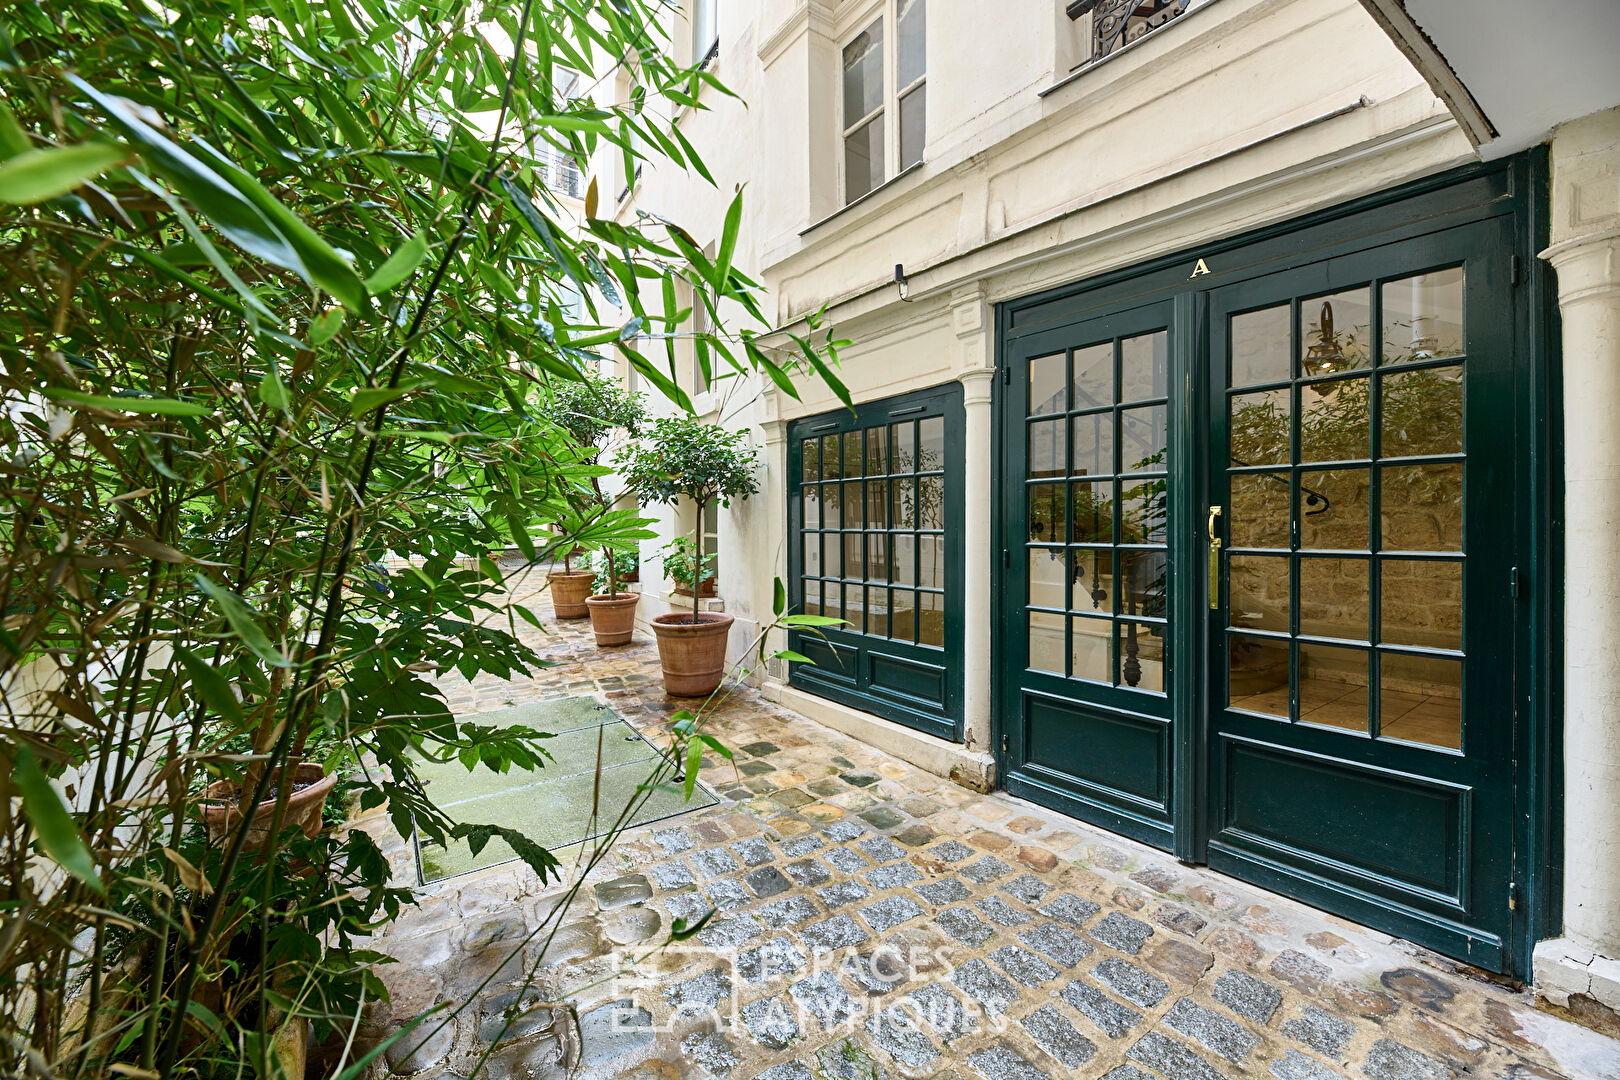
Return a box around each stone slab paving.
[348,563,1620,1080]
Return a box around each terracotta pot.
[672,578,717,598]
[650,611,735,697]
[201,762,336,848]
[585,592,641,646]
[548,569,595,618]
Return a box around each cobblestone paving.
[352,564,1620,1080]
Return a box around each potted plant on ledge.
[622,415,759,697]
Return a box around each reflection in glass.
[1297,643,1369,732]
[1121,331,1168,402]
[1070,547,1110,612]
[1298,468,1370,550]
[1228,554,1288,634]
[804,532,822,576]
[890,589,916,643]
[1380,463,1462,551]
[919,591,944,646]
[1072,413,1113,477]
[824,533,842,579]
[1299,375,1369,463]
[1230,304,1291,387]
[1120,549,1167,620]
[919,416,945,469]
[891,478,914,529]
[1029,418,1067,479]
[823,435,842,480]
[843,94,884,202]
[1029,610,1064,673]
[823,482,842,530]
[1120,478,1167,544]
[866,534,888,582]
[1299,557,1369,641]
[803,439,821,482]
[1381,366,1462,457]
[1029,353,1066,416]
[1230,389,1290,466]
[843,431,864,477]
[1070,615,1112,683]
[918,535,943,589]
[1028,548,1066,612]
[1380,559,1462,649]
[804,487,821,530]
[918,475,944,529]
[803,579,821,617]
[842,19,884,127]
[867,428,888,476]
[1300,288,1371,377]
[844,481,865,528]
[864,586,888,636]
[1229,473,1289,548]
[1228,633,1289,717]
[899,85,925,172]
[1119,621,1165,692]
[866,479,888,529]
[892,534,916,585]
[1382,267,1464,364]
[1120,405,1167,472]
[891,422,915,473]
[1029,483,1066,544]
[1379,652,1461,749]
[823,582,842,622]
[843,533,862,579]
[1073,342,1113,408]
[1071,480,1112,544]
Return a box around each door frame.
[989,153,1559,979]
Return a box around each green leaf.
[773,649,814,663]
[173,646,243,725]
[43,388,211,417]
[310,308,345,345]
[779,614,847,627]
[193,574,291,667]
[350,385,415,415]
[683,738,703,801]
[15,749,103,894]
[0,99,29,160]
[0,143,128,205]
[714,188,743,292]
[364,232,429,294]
[773,577,786,617]
[257,361,291,413]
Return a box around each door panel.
[1203,221,1516,963]
[1002,301,1178,849]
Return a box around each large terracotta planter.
[585,592,640,646]
[547,569,595,618]
[201,762,336,848]
[650,611,734,697]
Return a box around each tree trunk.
[692,498,704,624]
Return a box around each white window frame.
[838,0,926,206]
[691,0,718,68]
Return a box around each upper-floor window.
[692,0,718,67]
[1067,0,1188,65]
[841,0,926,204]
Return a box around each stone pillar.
[1535,105,1620,1017]
[954,286,998,778]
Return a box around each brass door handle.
[1207,505,1223,610]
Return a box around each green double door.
[997,169,1537,974]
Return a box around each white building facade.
[613,0,1620,1017]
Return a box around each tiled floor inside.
[349,561,1620,1080]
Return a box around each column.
[954,285,997,772]
[1535,105,1620,1014]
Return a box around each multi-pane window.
[801,414,946,644]
[1025,330,1170,693]
[1067,0,1189,66]
[841,0,926,204]
[701,501,719,587]
[691,0,718,66]
[690,282,713,397]
[1224,268,1468,750]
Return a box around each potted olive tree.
[621,416,759,696]
[553,372,648,629]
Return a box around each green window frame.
[787,383,964,741]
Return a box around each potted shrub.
[621,416,759,697]
[554,372,648,633]
[664,536,717,597]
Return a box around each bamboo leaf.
[258,360,291,412]
[0,99,29,160]
[15,749,103,894]
[193,574,291,667]
[364,231,429,294]
[43,388,212,417]
[0,143,128,204]
[310,307,345,345]
[173,646,243,725]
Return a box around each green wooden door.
[1203,220,1518,969]
[998,166,1537,973]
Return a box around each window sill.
[1039,0,1224,100]
[800,160,926,237]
